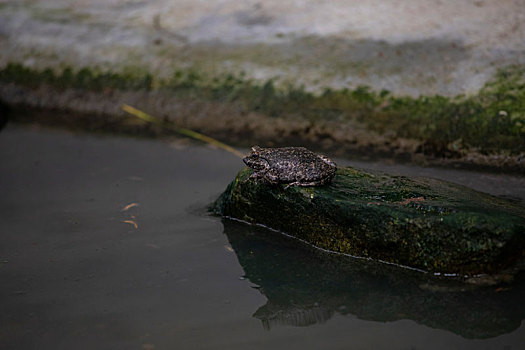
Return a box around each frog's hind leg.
[284,180,321,189]
[320,155,337,168]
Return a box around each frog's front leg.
[244,170,264,183]
[249,171,260,180]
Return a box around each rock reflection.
[222,219,525,339]
[256,304,334,330]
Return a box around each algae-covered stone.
[213,166,525,275]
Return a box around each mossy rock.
[213,166,525,275]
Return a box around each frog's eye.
[251,145,262,154]
[243,154,268,171]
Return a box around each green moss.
[373,66,525,153]
[0,63,153,91]
[213,166,525,275]
[1,62,524,154]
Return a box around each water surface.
[1,125,524,350]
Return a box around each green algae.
[1,63,524,155]
[213,166,525,275]
[373,66,525,154]
[0,63,153,91]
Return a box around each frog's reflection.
[222,219,525,339]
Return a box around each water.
[1,125,524,350]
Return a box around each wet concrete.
[1,124,524,349]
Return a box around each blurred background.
[0,0,524,168]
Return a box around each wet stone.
[213,166,525,276]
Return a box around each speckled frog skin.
[243,146,337,187]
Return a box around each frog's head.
[243,146,269,172]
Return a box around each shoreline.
[2,82,523,174]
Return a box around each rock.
[213,166,525,275]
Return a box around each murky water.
[1,125,524,350]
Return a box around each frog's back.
[262,147,335,182]
[262,147,313,166]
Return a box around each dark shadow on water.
[222,219,525,339]
[0,98,10,132]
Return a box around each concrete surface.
[1,0,524,96]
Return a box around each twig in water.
[122,104,245,158]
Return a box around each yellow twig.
[122,104,245,158]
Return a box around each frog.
[243,145,337,188]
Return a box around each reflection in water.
[222,219,525,339]
[256,304,334,330]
